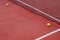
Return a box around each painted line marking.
[15,0,60,40]
[35,28,60,40]
[12,0,60,40]
[17,0,60,22]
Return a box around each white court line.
[35,28,60,40]
[14,0,60,40]
[16,0,60,40]
[17,0,60,22]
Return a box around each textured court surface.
[9,0,60,23]
[16,0,60,20]
[0,0,60,40]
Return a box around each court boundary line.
[10,0,60,40]
[16,0,60,23]
[35,28,60,40]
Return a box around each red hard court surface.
[0,0,60,40]
[10,0,60,23]
[22,0,60,20]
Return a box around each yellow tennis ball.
[47,23,51,27]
